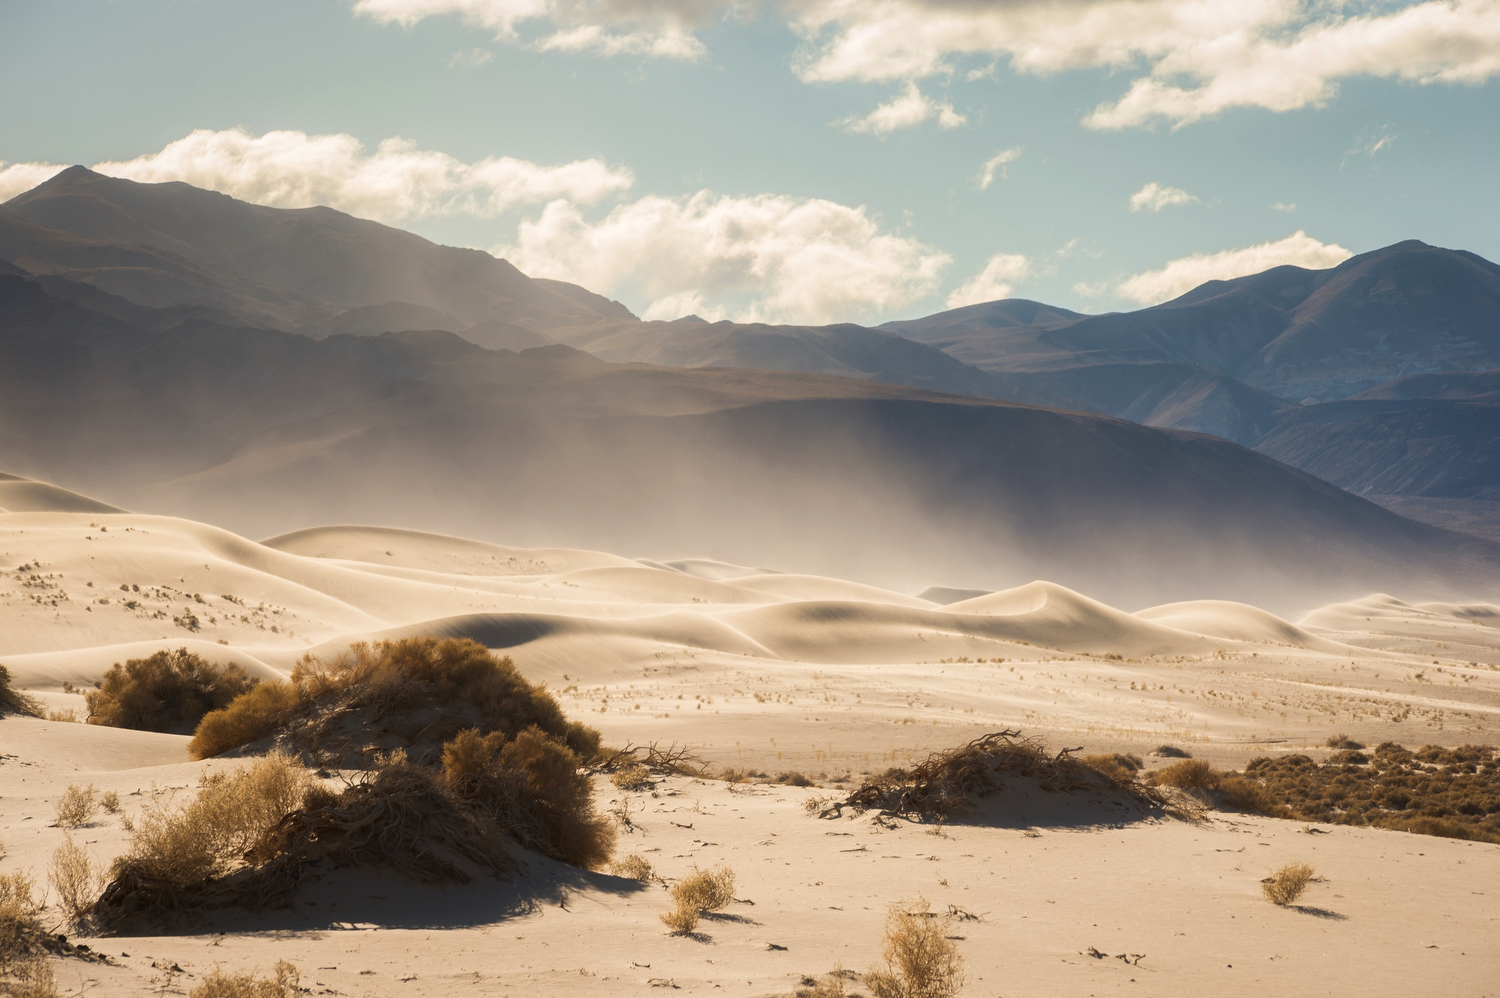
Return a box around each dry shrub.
[0,871,56,998]
[48,837,104,925]
[1325,733,1364,749]
[838,730,1168,822]
[1151,745,1192,759]
[661,864,735,935]
[99,791,121,814]
[674,865,735,913]
[189,961,299,998]
[54,784,98,828]
[777,772,814,787]
[1153,759,1215,791]
[441,727,616,869]
[1147,760,1277,814]
[609,854,655,882]
[0,666,41,718]
[190,637,600,762]
[45,710,77,724]
[864,896,964,998]
[1262,862,1315,906]
[86,649,257,735]
[1081,753,1143,781]
[611,762,653,791]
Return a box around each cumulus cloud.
[0,161,68,203]
[75,128,633,222]
[354,0,711,60]
[787,0,1500,130]
[1271,200,1297,213]
[1129,181,1198,212]
[977,147,1021,190]
[945,253,1031,308]
[836,82,967,135]
[1116,230,1352,304]
[499,191,951,324]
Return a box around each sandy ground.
[2,501,1499,995]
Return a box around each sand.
[2,491,1499,996]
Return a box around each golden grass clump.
[86,648,258,735]
[608,854,655,882]
[1262,862,1315,906]
[0,870,56,998]
[48,837,104,926]
[661,864,735,935]
[610,762,654,791]
[189,637,600,762]
[864,896,964,998]
[837,730,1168,822]
[188,961,299,998]
[1147,760,1277,815]
[1081,753,1143,781]
[0,665,42,718]
[54,784,99,828]
[99,791,121,814]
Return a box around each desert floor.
[2,494,1498,996]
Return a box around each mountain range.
[2,167,1498,606]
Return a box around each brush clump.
[1262,862,1315,906]
[864,896,964,998]
[836,730,1168,822]
[661,864,735,935]
[0,871,56,997]
[86,649,258,734]
[0,665,42,719]
[189,961,299,998]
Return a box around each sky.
[2,0,1498,325]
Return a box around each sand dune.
[0,474,125,514]
[1135,599,1351,651]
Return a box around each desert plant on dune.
[610,762,653,791]
[795,966,852,997]
[0,871,56,998]
[49,837,105,926]
[608,854,655,882]
[1147,760,1277,814]
[188,961,299,998]
[661,864,736,935]
[864,896,964,998]
[189,637,599,762]
[86,649,257,734]
[835,731,1168,822]
[0,666,42,719]
[54,784,99,828]
[1262,862,1315,906]
[1081,753,1144,781]
[1325,733,1364,749]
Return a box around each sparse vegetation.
[54,784,99,828]
[188,961,299,998]
[795,967,852,997]
[662,864,735,935]
[608,854,655,882]
[1151,745,1192,759]
[99,791,120,814]
[0,871,56,998]
[1325,734,1364,749]
[0,666,41,719]
[86,649,258,734]
[832,731,1168,822]
[610,762,653,791]
[189,637,599,762]
[864,896,964,998]
[1081,753,1144,781]
[1262,862,1315,906]
[1147,760,1273,813]
[48,837,103,925]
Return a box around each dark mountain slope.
[1,167,632,332]
[886,241,1500,402]
[1350,369,1500,403]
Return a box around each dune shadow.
[107,857,650,937]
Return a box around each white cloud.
[976,147,1021,190]
[836,82,967,136]
[78,128,632,222]
[1128,181,1198,213]
[447,47,496,68]
[1346,124,1400,159]
[945,253,1031,308]
[787,0,1500,130]
[354,0,712,61]
[1271,200,1297,213]
[1116,230,1353,304]
[0,161,68,203]
[499,191,951,324]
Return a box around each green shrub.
[87,649,257,734]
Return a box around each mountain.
[546,317,1075,406]
[0,166,633,333]
[886,241,1500,403]
[1,266,1497,611]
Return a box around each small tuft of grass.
[100,791,121,814]
[610,762,653,791]
[55,784,99,828]
[188,961,299,998]
[1262,862,1315,906]
[864,896,964,998]
[609,854,655,882]
[48,836,104,926]
[662,864,735,935]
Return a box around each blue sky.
[2,0,1498,324]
